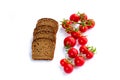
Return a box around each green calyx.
[87,20,92,26]
[64,45,71,50]
[80,22,86,27]
[60,19,68,25]
[77,11,81,15]
[87,46,96,53]
[65,27,73,32]
[74,28,79,31]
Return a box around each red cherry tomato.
[65,26,74,34]
[79,45,88,54]
[79,25,88,33]
[71,30,81,39]
[60,59,68,67]
[86,19,95,29]
[78,36,88,45]
[68,47,78,58]
[80,13,88,22]
[64,63,74,73]
[64,36,76,48]
[70,14,80,22]
[86,51,94,59]
[62,20,73,29]
[74,56,85,66]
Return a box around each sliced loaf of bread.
[32,18,58,60]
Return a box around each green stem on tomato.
[77,11,81,16]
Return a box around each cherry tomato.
[71,30,81,39]
[62,20,73,29]
[86,19,95,29]
[64,36,76,48]
[80,13,88,22]
[64,63,74,73]
[79,45,88,54]
[74,56,85,66]
[78,36,88,45]
[65,26,74,34]
[70,14,80,22]
[86,51,94,59]
[68,47,78,58]
[60,59,68,67]
[79,25,88,33]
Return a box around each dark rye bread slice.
[33,32,56,41]
[33,25,54,36]
[32,38,55,60]
[36,18,58,33]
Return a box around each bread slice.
[33,32,56,41]
[32,38,55,60]
[33,25,54,36]
[36,18,58,33]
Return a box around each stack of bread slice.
[32,18,58,60]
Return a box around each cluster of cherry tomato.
[60,12,96,73]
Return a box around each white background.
[0,0,120,80]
